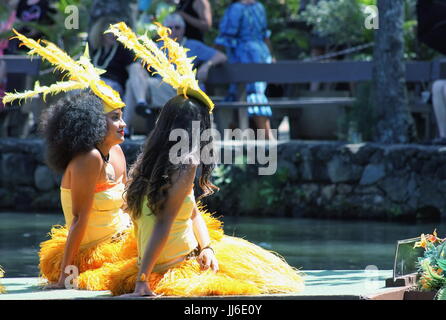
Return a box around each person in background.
[0,0,19,137]
[176,0,212,41]
[215,0,275,140]
[417,0,446,144]
[123,13,226,137]
[138,0,152,14]
[15,0,55,43]
[88,16,135,98]
[0,0,17,112]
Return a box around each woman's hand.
[119,281,159,298]
[197,248,219,272]
[42,274,68,290]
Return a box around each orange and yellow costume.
[2,30,134,290]
[75,22,304,296]
[39,180,137,290]
[81,189,304,296]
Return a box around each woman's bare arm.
[179,0,212,33]
[136,165,197,284]
[54,150,102,287]
[191,204,218,272]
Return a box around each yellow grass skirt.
[38,224,137,290]
[81,211,304,296]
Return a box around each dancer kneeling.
[107,95,303,296]
[38,93,135,290]
[2,30,136,290]
[84,22,304,297]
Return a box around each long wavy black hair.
[125,95,218,219]
[39,91,107,173]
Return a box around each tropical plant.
[413,230,446,297]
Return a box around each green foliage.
[299,0,375,47]
[436,287,446,300]
[28,0,91,54]
[211,161,292,216]
[338,82,375,142]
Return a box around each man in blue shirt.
[123,13,226,137]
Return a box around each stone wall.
[1,138,446,220]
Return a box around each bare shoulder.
[111,144,126,162]
[171,164,197,190]
[71,149,103,172]
[112,144,124,155]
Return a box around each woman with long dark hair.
[85,22,303,297]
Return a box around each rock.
[277,159,298,180]
[53,172,63,186]
[321,185,336,201]
[300,148,313,181]
[1,153,36,186]
[12,186,38,211]
[337,184,353,194]
[359,164,386,185]
[437,164,446,180]
[355,185,383,195]
[32,191,62,210]
[421,160,439,176]
[373,195,384,204]
[379,177,409,203]
[34,166,56,191]
[417,177,445,209]
[0,188,14,208]
[350,144,376,165]
[327,156,363,183]
[301,184,319,201]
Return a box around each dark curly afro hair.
[39,91,107,173]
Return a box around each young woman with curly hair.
[38,91,136,290]
[81,94,303,297]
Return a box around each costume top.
[60,180,131,247]
[134,188,198,273]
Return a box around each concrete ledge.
[0,270,400,300]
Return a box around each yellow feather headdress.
[2,29,125,113]
[106,22,214,113]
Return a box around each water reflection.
[0,212,440,277]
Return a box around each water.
[0,212,440,277]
